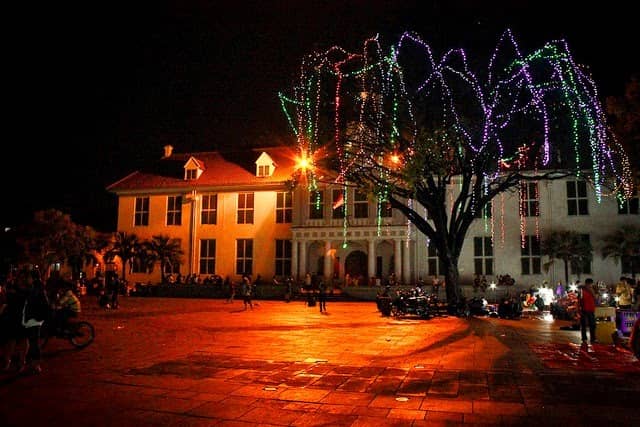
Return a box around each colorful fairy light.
[278,29,632,250]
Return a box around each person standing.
[108,273,121,309]
[318,281,327,313]
[579,278,597,345]
[21,271,50,375]
[615,277,633,309]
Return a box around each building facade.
[107,145,639,290]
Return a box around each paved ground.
[1,296,639,426]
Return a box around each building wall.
[113,176,638,289]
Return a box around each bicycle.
[39,317,95,349]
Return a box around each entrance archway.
[345,250,368,285]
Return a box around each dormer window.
[184,156,204,180]
[186,169,198,180]
[255,152,275,177]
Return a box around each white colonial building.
[107,145,639,291]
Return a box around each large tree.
[280,30,632,308]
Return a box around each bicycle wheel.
[70,321,95,349]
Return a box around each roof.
[106,146,299,193]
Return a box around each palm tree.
[542,230,593,285]
[143,235,184,283]
[601,225,640,280]
[66,225,111,280]
[104,231,142,283]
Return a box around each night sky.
[5,1,637,232]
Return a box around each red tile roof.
[107,146,300,193]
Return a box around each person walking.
[578,278,597,345]
[226,277,236,303]
[241,275,253,310]
[318,281,327,313]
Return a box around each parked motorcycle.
[389,290,436,319]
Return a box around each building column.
[368,239,376,279]
[291,239,298,280]
[323,240,332,280]
[394,239,403,283]
[402,240,411,285]
[299,241,307,278]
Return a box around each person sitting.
[54,288,81,333]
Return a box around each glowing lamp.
[489,282,496,290]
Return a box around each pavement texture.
[1,296,639,427]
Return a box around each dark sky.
[5,1,637,232]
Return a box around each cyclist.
[54,287,81,333]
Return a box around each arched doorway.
[345,250,367,285]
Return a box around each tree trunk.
[563,260,569,285]
[444,258,461,309]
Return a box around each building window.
[167,196,182,226]
[258,164,270,177]
[520,182,539,217]
[570,234,591,275]
[199,239,216,274]
[567,180,588,215]
[236,239,253,275]
[201,194,217,225]
[332,189,345,219]
[275,239,292,276]
[354,190,369,218]
[378,199,392,218]
[309,190,324,219]
[237,193,254,224]
[427,245,445,276]
[618,196,639,215]
[276,192,292,223]
[134,197,149,226]
[473,236,493,275]
[473,201,492,219]
[521,235,541,275]
[186,169,197,180]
